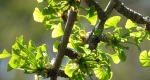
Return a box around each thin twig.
[50,8,77,80]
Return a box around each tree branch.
[114,0,150,25]
[50,9,77,80]
[47,69,68,78]
[85,0,115,50]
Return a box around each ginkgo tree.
[0,0,150,80]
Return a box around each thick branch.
[47,69,68,78]
[114,0,150,25]
[64,48,80,59]
[50,9,77,80]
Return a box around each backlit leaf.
[37,0,43,3]
[0,49,11,59]
[53,40,60,52]
[85,6,97,25]
[139,50,150,67]
[33,7,45,22]
[104,16,121,29]
[36,47,43,60]
[107,53,120,64]
[65,60,78,77]
[52,23,64,38]
[94,67,109,80]
[125,19,137,29]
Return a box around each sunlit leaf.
[130,32,141,38]
[0,49,11,59]
[33,7,45,22]
[36,47,43,60]
[139,50,150,67]
[104,16,121,29]
[107,53,120,64]
[53,40,60,52]
[52,23,64,38]
[125,19,137,29]
[28,40,36,51]
[65,60,78,77]
[94,67,109,80]
[85,6,97,25]
[44,21,53,30]
[7,48,22,71]
[37,0,43,3]
[41,44,48,53]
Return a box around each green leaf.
[94,67,109,80]
[130,32,142,38]
[104,16,121,29]
[44,21,53,30]
[147,32,150,40]
[7,48,22,71]
[37,0,43,3]
[0,49,11,59]
[65,60,78,77]
[36,47,43,60]
[33,7,45,22]
[42,7,56,15]
[52,23,64,38]
[125,19,137,29]
[107,53,120,64]
[53,40,60,52]
[117,48,126,62]
[41,44,48,53]
[28,40,36,51]
[139,50,150,67]
[16,35,24,45]
[85,6,97,25]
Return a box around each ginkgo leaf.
[52,23,64,38]
[85,6,97,25]
[37,0,43,3]
[33,7,45,22]
[65,60,78,77]
[139,50,150,67]
[104,16,121,29]
[94,67,109,80]
[107,53,120,64]
[0,49,11,59]
[125,19,137,29]
[53,40,60,52]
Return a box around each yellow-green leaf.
[53,40,60,52]
[65,60,78,77]
[37,0,43,3]
[139,50,150,67]
[52,23,64,38]
[36,47,43,60]
[0,49,11,59]
[94,67,109,80]
[33,7,45,22]
[85,6,97,25]
[104,16,121,29]
[107,53,120,64]
[125,19,137,29]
